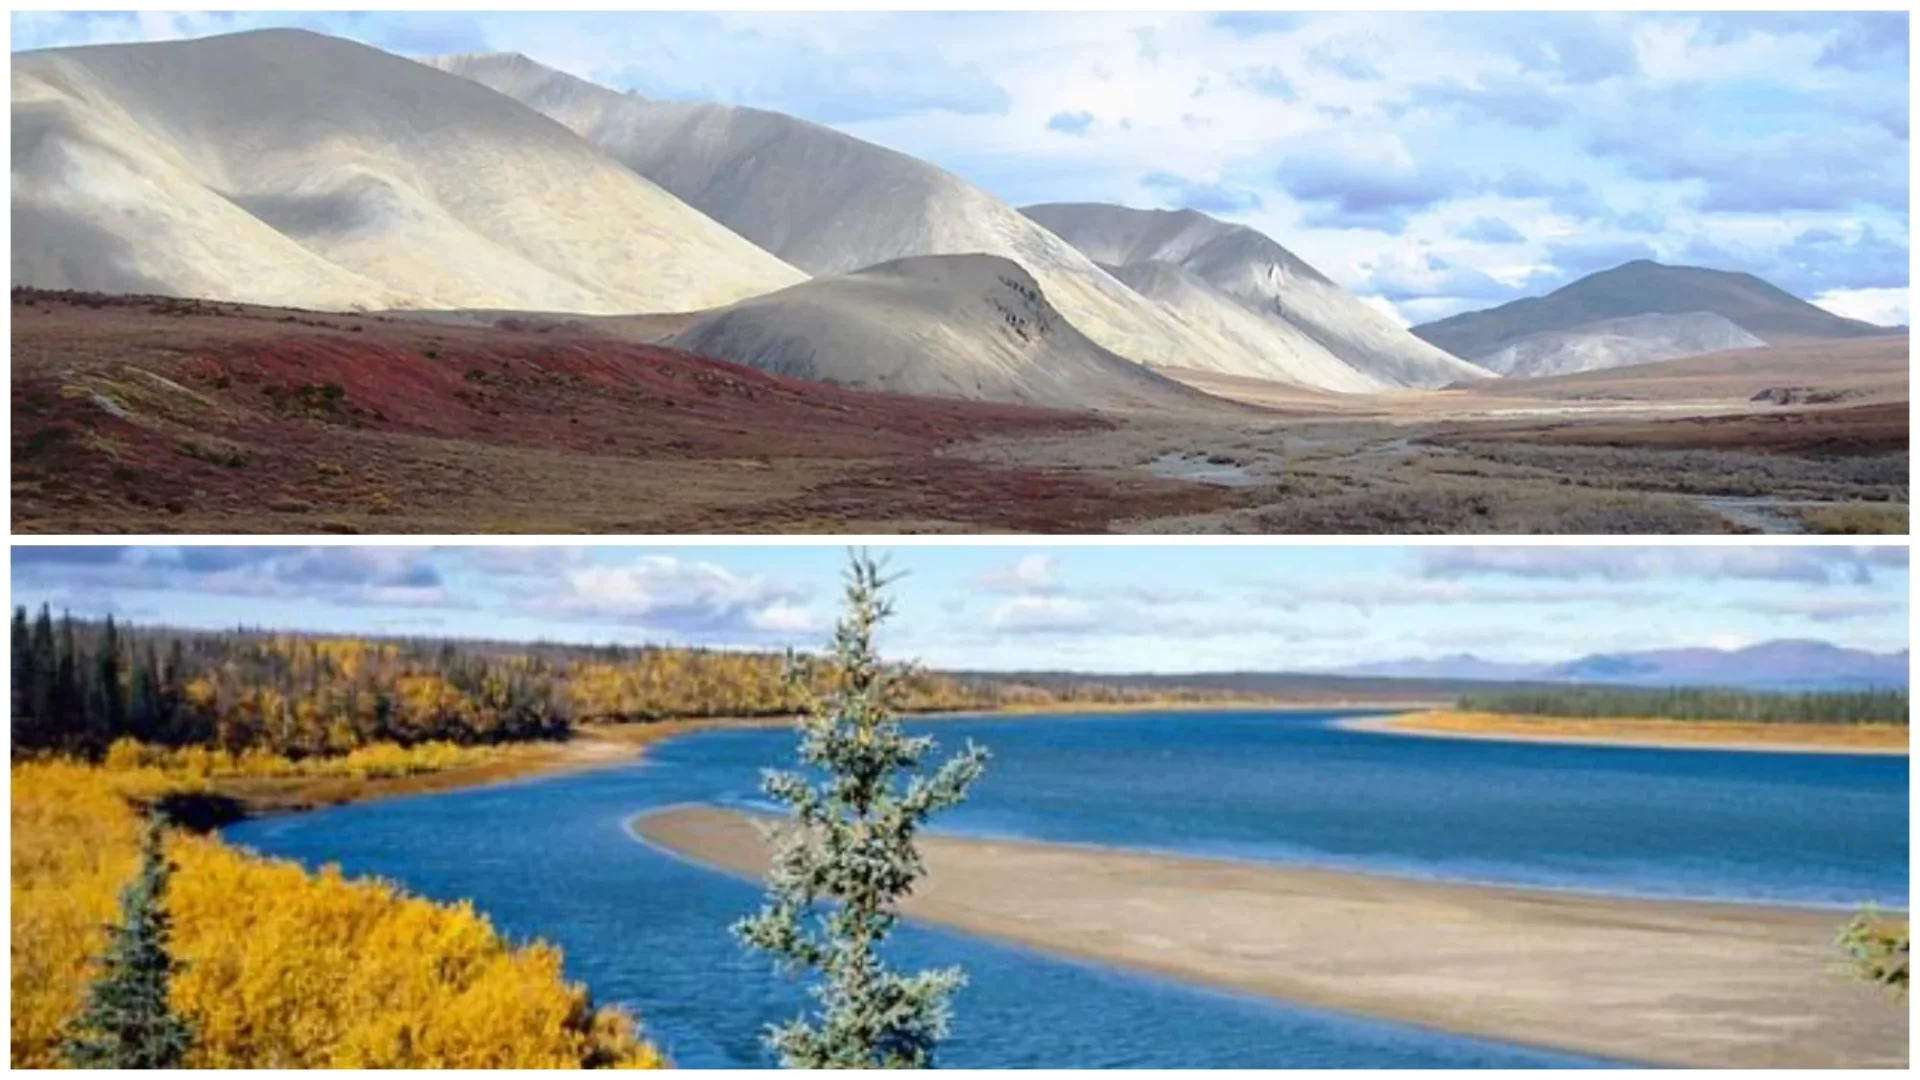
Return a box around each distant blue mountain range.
[1335,639,1908,691]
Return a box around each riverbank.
[635,805,1907,1069]
[1340,710,1909,755]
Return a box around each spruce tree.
[129,643,165,745]
[61,816,195,1068]
[734,553,989,1069]
[89,615,127,749]
[55,614,84,756]
[13,606,36,753]
[29,605,57,746]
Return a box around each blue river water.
[225,709,1908,1068]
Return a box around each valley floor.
[636,805,1909,1070]
[12,292,1907,534]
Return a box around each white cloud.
[747,602,822,633]
[1267,578,1659,611]
[985,595,1099,633]
[536,555,813,636]
[1813,287,1910,327]
[978,553,1064,594]
[1733,594,1906,623]
[1419,546,1907,585]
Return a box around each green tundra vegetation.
[1455,686,1909,725]
[1839,911,1911,1001]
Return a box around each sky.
[8,10,1910,327]
[8,545,1910,673]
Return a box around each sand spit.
[636,806,1907,1069]
[1339,712,1909,756]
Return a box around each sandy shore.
[636,806,1908,1069]
[1340,711,1910,755]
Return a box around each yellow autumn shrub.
[11,761,664,1069]
[97,737,499,783]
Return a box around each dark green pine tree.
[27,605,58,749]
[129,643,165,745]
[89,615,128,749]
[61,816,195,1069]
[12,606,35,752]
[161,638,198,745]
[54,613,85,757]
[734,553,989,1069]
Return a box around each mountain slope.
[663,254,1207,410]
[1097,260,1385,392]
[1024,203,1495,389]
[1475,312,1767,378]
[433,53,1358,388]
[1414,260,1892,359]
[12,30,804,313]
[1339,640,1908,691]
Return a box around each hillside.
[662,254,1210,410]
[1024,203,1493,389]
[1462,334,1909,406]
[1414,260,1892,358]
[431,53,1341,387]
[11,30,804,314]
[1098,260,1385,392]
[1474,312,1767,377]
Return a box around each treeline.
[11,608,570,760]
[1456,685,1910,725]
[10,610,1267,762]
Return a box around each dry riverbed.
[636,805,1908,1069]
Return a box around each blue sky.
[9,11,1910,326]
[9,546,1909,672]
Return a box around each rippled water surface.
[226,709,1907,1067]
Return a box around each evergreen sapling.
[734,553,989,1069]
[61,815,195,1069]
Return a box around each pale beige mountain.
[12,29,804,313]
[434,52,1376,390]
[664,254,1211,410]
[1474,311,1768,378]
[1025,202,1495,389]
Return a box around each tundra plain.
[12,291,1906,535]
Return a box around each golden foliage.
[10,761,664,1069]
[102,737,501,782]
[19,612,1267,765]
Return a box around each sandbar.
[635,805,1907,1069]
[1341,711,1909,755]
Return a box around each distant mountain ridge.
[1473,311,1767,378]
[1413,260,1893,366]
[1337,639,1908,691]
